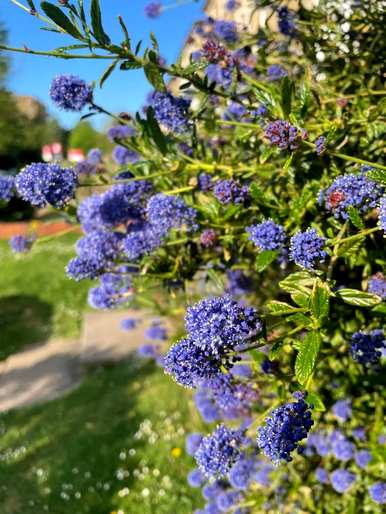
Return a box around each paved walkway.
[0,310,153,412]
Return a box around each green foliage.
[67,120,110,153]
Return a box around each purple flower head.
[202,480,228,501]
[200,229,218,248]
[261,358,278,375]
[163,338,222,388]
[9,234,34,254]
[187,468,205,488]
[278,7,296,37]
[318,172,384,220]
[253,462,273,487]
[332,399,352,422]
[107,125,135,141]
[226,0,237,11]
[352,427,366,441]
[120,318,138,330]
[267,64,287,81]
[213,179,249,205]
[197,173,213,192]
[379,196,386,232]
[66,256,102,281]
[315,467,329,484]
[88,272,132,310]
[49,75,92,111]
[330,469,356,493]
[205,374,258,418]
[368,272,386,299]
[75,160,97,176]
[113,146,140,166]
[229,455,256,490]
[137,343,161,359]
[355,450,372,469]
[265,120,300,150]
[213,20,238,43]
[123,223,162,261]
[289,228,327,270]
[195,425,243,477]
[149,92,191,133]
[350,329,385,365]
[0,175,15,202]
[330,431,355,462]
[307,430,330,457]
[145,322,167,341]
[315,136,326,155]
[145,1,162,18]
[16,163,77,208]
[216,490,242,512]
[206,63,233,89]
[202,39,229,64]
[226,269,253,296]
[185,295,261,355]
[186,433,203,456]
[146,193,198,235]
[194,388,220,423]
[246,219,286,251]
[223,102,247,120]
[257,391,314,463]
[369,482,386,504]
[87,148,103,165]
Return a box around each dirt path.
[0,310,152,412]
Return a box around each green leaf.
[336,289,382,307]
[267,300,304,316]
[99,59,118,88]
[306,392,326,411]
[283,153,293,172]
[118,15,131,49]
[295,331,321,385]
[291,292,310,308]
[347,206,364,229]
[281,76,294,118]
[144,62,166,92]
[120,60,142,70]
[366,168,386,185]
[255,250,277,272]
[259,146,275,164]
[249,183,265,202]
[27,0,36,11]
[206,268,225,290]
[279,271,315,295]
[145,106,168,155]
[40,2,83,39]
[310,279,330,321]
[287,313,313,329]
[90,0,110,45]
[150,32,159,52]
[269,339,284,360]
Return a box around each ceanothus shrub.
[3,0,386,512]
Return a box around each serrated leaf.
[347,206,364,229]
[306,392,325,411]
[40,2,83,39]
[267,300,304,316]
[287,313,313,328]
[90,0,110,45]
[291,291,310,308]
[255,250,277,272]
[120,60,142,70]
[295,331,321,385]
[366,168,386,185]
[311,279,330,321]
[99,59,118,88]
[280,271,315,295]
[336,289,381,307]
[144,62,166,92]
[337,236,365,257]
[269,339,284,359]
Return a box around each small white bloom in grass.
[74,492,81,499]
[118,487,130,498]
[119,451,126,460]
[72,467,79,474]
[103,483,110,490]
[153,468,160,477]
[129,448,136,456]
[141,488,150,497]
[158,489,165,497]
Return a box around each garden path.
[0,310,149,412]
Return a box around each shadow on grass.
[0,295,53,361]
[0,359,201,514]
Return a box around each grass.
[0,233,90,360]
[0,231,204,514]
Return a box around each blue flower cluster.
[213,179,249,205]
[213,20,238,43]
[15,163,77,208]
[144,1,162,18]
[277,7,296,37]
[150,92,191,133]
[112,146,139,166]
[49,75,92,111]
[289,228,327,270]
[349,329,385,365]
[265,120,300,150]
[257,391,314,463]
[200,229,218,248]
[107,124,136,141]
[369,482,386,504]
[195,425,243,477]
[9,234,34,253]
[379,196,386,232]
[318,171,384,219]
[267,65,287,81]
[0,175,15,202]
[146,193,198,235]
[226,269,253,296]
[330,469,356,493]
[88,271,133,310]
[246,220,286,251]
[315,135,326,155]
[368,272,386,299]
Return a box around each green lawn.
[0,232,203,514]
[0,234,90,360]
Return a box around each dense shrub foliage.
[2,1,386,512]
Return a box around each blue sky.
[2,0,204,129]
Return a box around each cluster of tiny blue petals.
[186,433,203,456]
[246,219,286,251]
[265,120,300,150]
[229,455,256,490]
[185,295,261,355]
[195,424,243,477]
[330,469,356,493]
[226,269,253,296]
[257,391,314,463]
[150,92,191,133]
[144,1,162,18]
[213,179,249,205]
[0,175,15,202]
[289,228,327,270]
[213,20,238,43]
[123,223,162,261]
[107,125,136,141]
[369,482,386,504]
[112,146,140,165]
[368,272,386,299]
[267,64,287,81]
[349,329,385,365]
[315,136,326,155]
[332,399,352,421]
[9,234,34,253]
[278,7,296,36]
[378,196,386,232]
[88,271,132,310]
[197,173,213,191]
[145,322,167,340]
[163,338,222,388]
[15,163,77,208]
[319,171,384,219]
[49,75,92,111]
[146,193,198,235]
